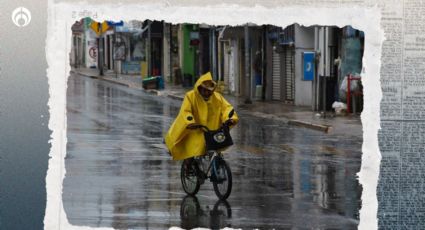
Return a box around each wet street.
[63,73,363,229]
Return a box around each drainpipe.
[244,24,252,104]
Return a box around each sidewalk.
[71,67,362,136]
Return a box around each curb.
[73,70,333,133]
[167,94,184,101]
[146,89,160,95]
[288,120,332,133]
[73,70,142,90]
[100,77,130,87]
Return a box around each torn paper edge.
[44,2,384,229]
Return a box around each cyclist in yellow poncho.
[165,72,239,160]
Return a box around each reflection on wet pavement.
[63,73,362,229]
[180,196,232,230]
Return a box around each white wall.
[230,39,238,95]
[294,25,315,106]
[85,29,98,68]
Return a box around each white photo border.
[44,2,384,229]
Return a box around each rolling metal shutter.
[272,50,281,100]
[284,47,295,102]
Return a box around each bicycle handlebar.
[187,119,234,133]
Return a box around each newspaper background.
[44,0,420,229]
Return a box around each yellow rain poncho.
[165,72,239,160]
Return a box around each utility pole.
[313,27,318,111]
[98,22,104,76]
[113,25,117,78]
[244,24,252,104]
[147,20,152,77]
[322,26,329,118]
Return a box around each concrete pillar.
[313,26,321,111]
[163,22,171,83]
[244,24,252,104]
[212,27,217,81]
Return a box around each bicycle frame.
[180,132,233,199]
[195,150,222,180]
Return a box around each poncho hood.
[193,72,216,99]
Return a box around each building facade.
[71,19,364,112]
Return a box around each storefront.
[114,21,145,75]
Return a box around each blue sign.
[303,52,315,81]
[106,20,124,27]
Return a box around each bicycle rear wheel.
[181,158,201,196]
[212,158,232,200]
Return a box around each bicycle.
[180,110,235,200]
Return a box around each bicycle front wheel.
[181,158,201,196]
[212,158,232,200]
